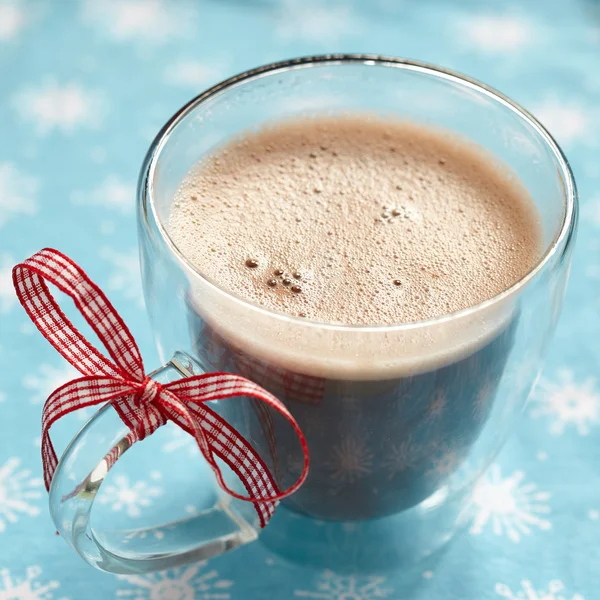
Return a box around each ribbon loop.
[13,248,309,528]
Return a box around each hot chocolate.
[167,115,542,520]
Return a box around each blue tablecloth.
[1,1,599,598]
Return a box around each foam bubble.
[169,115,541,326]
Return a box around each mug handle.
[49,352,261,574]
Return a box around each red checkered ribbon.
[12,248,309,527]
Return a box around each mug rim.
[139,53,577,334]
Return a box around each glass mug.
[49,55,577,574]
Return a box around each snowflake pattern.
[116,564,233,600]
[164,59,224,88]
[2,1,600,597]
[295,570,392,600]
[460,15,534,52]
[0,566,68,600]
[70,175,135,214]
[162,427,198,458]
[97,473,162,518]
[22,363,79,405]
[427,444,459,477]
[274,0,360,44]
[426,388,446,420]
[81,0,197,45]
[0,254,16,313]
[0,458,43,533]
[99,247,144,306]
[12,80,106,135]
[0,1,27,42]
[496,579,584,600]
[382,437,421,478]
[533,99,597,147]
[325,436,373,484]
[530,369,600,436]
[470,465,551,543]
[0,162,38,227]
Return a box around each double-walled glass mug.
[49,55,577,574]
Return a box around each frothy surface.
[169,116,541,325]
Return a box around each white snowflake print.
[295,570,392,600]
[0,0,27,42]
[0,566,68,600]
[0,391,5,403]
[22,362,79,405]
[470,465,551,543]
[0,162,39,227]
[117,564,233,600]
[0,458,43,533]
[98,473,162,518]
[530,369,600,436]
[426,388,446,420]
[459,14,534,52]
[274,0,360,44]
[0,254,16,313]
[12,79,106,136]
[427,443,459,478]
[325,436,373,483]
[496,579,584,600]
[382,437,421,478]
[162,427,197,458]
[588,509,599,521]
[582,196,600,228]
[81,0,197,45]
[99,247,144,306]
[70,175,135,214]
[533,99,596,147]
[164,59,224,88]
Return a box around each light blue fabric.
[1,1,599,598]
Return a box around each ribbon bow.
[12,248,309,527]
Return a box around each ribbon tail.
[158,392,279,527]
[164,372,309,501]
